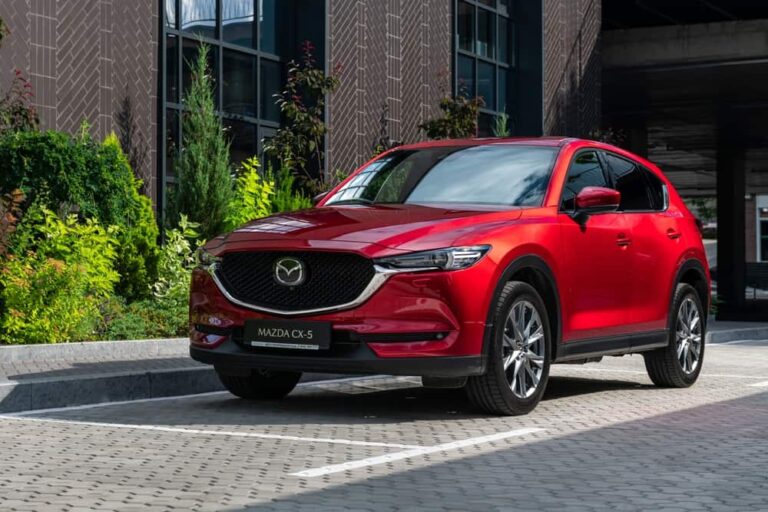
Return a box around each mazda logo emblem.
[274,257,305,286]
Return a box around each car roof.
[394,137,577,151]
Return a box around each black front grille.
[215,251,376,311]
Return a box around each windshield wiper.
[327,198,375,206]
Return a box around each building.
[0,0,765,320]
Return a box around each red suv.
[190,138,710,415]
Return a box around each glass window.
[478,61,495,110]
[498,67,507,112]
[223,0,256,48]
[458,2,474,53]
[477,113,494,137]
[181,0,216,38]
[478,0,495,6]
[477,9,495,58]
[326,146,559,208]
[498,17,509,64]
[260,59,281,122]
[561,151,608,211]
[605,153,654,211]
[642,167,666,210]
[225,119,257,166]
[223,50,257,116]
[166,35,179,103]
[458,55,475,98]
[166,0,177,29]
[260,0,278,54]
[498,0,509,15]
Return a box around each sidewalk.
[1,320,767,413]
[0,339,220,413]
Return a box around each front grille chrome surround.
[207,263,404,316]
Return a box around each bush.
[224,157,274,231]
[105,299,189,340]
[420,86,483,140]
[169,43,232,239]
[102,134,159,301]
[0,130,160,301]
[0,204,119,344]
[267,164,313,214]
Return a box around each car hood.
[207,204,522,256]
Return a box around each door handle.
[617,233,632,247]
[667,229,681,240]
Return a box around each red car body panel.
[189,138,710,376]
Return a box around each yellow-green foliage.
[0,204,119,343]
[224,157,275,231]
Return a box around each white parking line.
[709,339,765,346]
[747,381,768,388]
[291,427,544,478]
[0,415,422,449]
[557,367,768,380]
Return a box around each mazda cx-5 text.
[189,138,710,415]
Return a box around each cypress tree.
[169,43,232,239]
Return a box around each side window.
[561,150,608,211]
[642,166,667,211]
[604,153,654,211]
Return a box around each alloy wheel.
[676,297,703,374]
[502,300,546,399]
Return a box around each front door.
[558,150,634,341]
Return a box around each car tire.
[217,369,302,400]
[465,281,552,415]
[644,283,705,388]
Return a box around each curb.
[0,366,223,414]
[0,338,189,363]
[707,327,768,344]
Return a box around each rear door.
[602,152,680,333]
[558,150,634,341]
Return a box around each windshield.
[325,145,559,207]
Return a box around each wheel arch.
[672,258,710,327]
[483,255,563,364]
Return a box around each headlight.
[195,248,221,268]
[375,246,491,271]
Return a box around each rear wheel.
[217,369,302,400]
[644,283,705,387]
[466,281,551,415]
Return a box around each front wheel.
[465,281,551,415]
[644,283,705,388]
[217,369,302,400]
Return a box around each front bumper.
[191,338,485,377]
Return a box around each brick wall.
[542,0,601,137]
[0,0,158,201]
[326,0,451,174]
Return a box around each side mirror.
[312,191,329,206]
[575,186,621,215]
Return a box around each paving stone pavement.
[0,339,767,511]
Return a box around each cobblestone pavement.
[1,339,767,511]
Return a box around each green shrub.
[419,85,483,140]
[105,299,188,340]
[0,204,119,344]
[169,43,232,239]
[268,164,313,213]
[154,215,199,312]
[102,134,160,301]
[0,130,160,301]
[224,157,274,231]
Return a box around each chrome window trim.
[205,264,433,317]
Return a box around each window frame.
[559,148,612,214]
[160,0,283,220]
[453,0,516,133]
